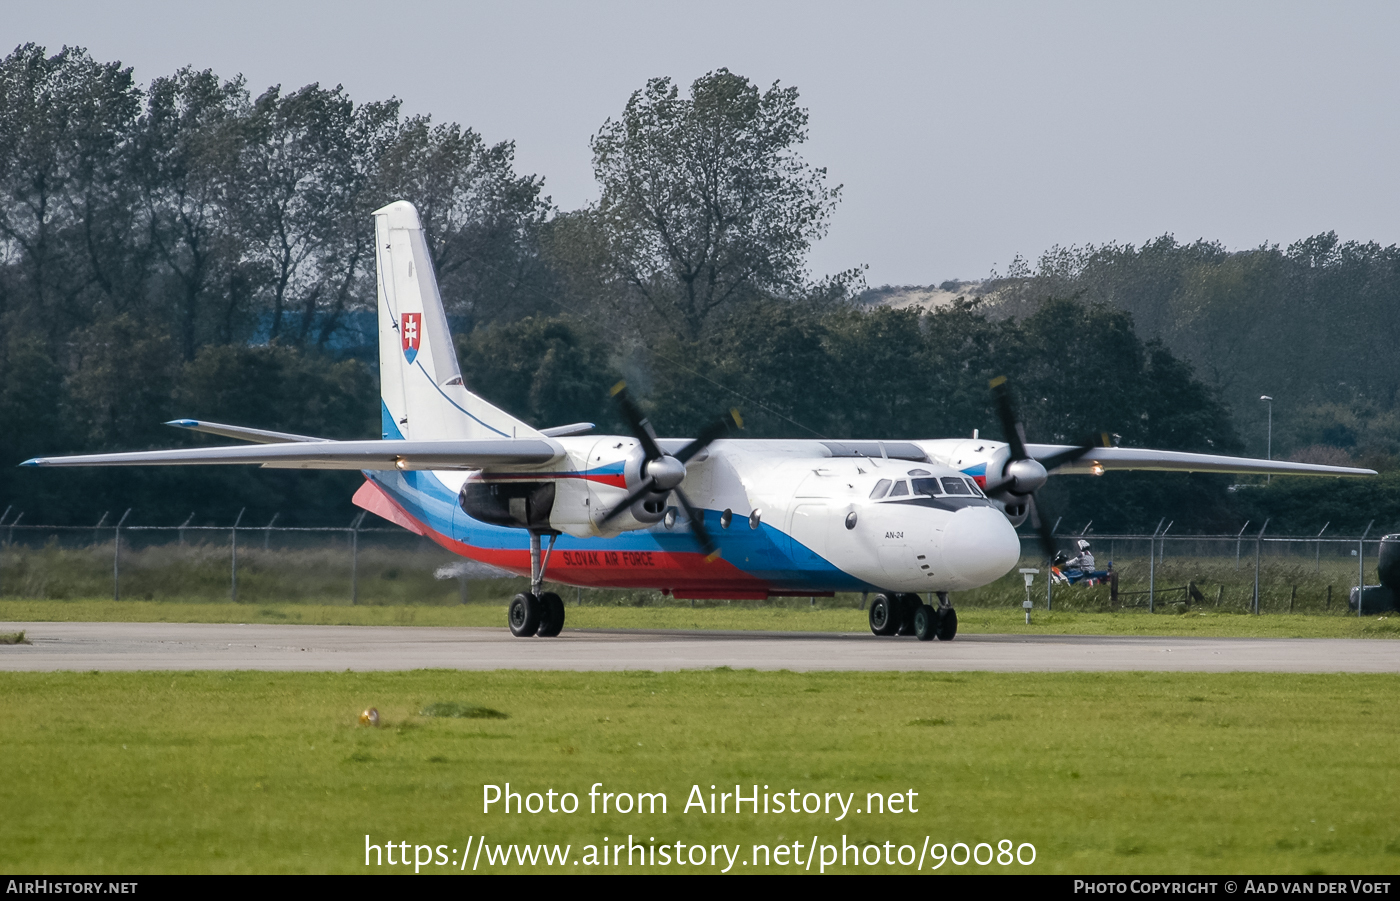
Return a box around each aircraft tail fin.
[373,201,539,441]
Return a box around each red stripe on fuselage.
[356,477,773,594]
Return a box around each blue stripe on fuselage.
[364,468,870,592]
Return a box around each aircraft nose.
[943,507,1022,587]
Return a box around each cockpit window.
[888,480,910,497]
[963,478,984,496]
[911,478,942,497]
[870,479,892,499]
[941,477,972,496]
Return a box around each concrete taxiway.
[1,621,1398,672]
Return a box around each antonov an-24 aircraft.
[22,202,1375,642]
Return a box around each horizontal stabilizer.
[1027,444,1376,477]
[540,422,596,438]
[165,419,327,444]
[21,438,562,471]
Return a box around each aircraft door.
[788,503,830,568]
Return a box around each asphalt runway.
[2,621,1399,672]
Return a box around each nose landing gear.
[509,531,566,638]
[869,591,956,641]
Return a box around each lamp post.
[1260,395,1273,483]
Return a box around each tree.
[0,44,143,342]
[590,69,848,341]
[135,67,253,358]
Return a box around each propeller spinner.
[598,382,741,560]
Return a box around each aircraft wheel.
[913,604,937,641]
[895,593,918,635]
[509,592,541,637]
[935,606,958,641]
[536,592,565,637]
[868,593,900,636]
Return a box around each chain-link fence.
[0,506,1392,613]
[1001,524,1393,616]
[0,509,521,606]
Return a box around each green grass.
[4,597,1399,638]
[1,670,1398,874]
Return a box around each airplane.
[20,201,1377,642]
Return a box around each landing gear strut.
[935,591,957,641]
[509,531,565,638]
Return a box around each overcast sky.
[6,1,1399,287]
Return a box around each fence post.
[1315,522,1330,574]
[1160,521,1173,571]
[1235,521,1250,570]
[1253,519,1269,615]
[264,512,279,550]
[0,506,8,596]
[350,511,366,605]
[178,512,194,546]
[113,509,131,601]
[230,508,245,602]
[1149,520,1164,613]
[1358,520,1374,619]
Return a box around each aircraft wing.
[1025,444,1376,477]
[20,438,563,471]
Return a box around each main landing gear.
[869,591,956,642]
[509,531,565,638]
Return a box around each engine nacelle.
[459,479,555,531]
[459,437,678,539]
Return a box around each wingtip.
[165,419,199,428]
[19,458,41,467]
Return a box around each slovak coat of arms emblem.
[401,312,422,364]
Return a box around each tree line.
[990,235,1400,469]
[1,45,1392,535]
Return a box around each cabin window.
[941,477,972,496]
[911,478,942,497]
[889,480,910,497]
[869,479,892,499]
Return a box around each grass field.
[1,670,1397,874]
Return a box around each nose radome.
[943,507,1022,587]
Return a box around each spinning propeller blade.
[598,384,739,559]
[985,377,1105,562]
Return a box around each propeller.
[983,376,1105,562]
[598,382,741,560]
